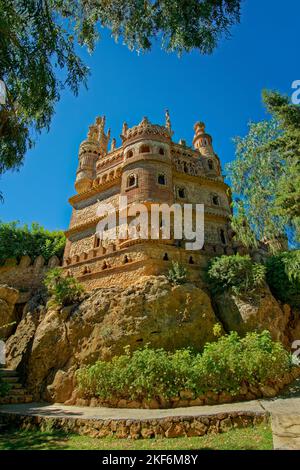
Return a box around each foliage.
[76,331,292,400]
[206,254,266,296]
[263,91,300,240]
[167,261,187,285]
[226,90,300,246]
[0,221,65,263]
[0,0,89,183]
[0,378,10,397]
[0,1,241,186]
[266,250,300,307]
[44,268,84,307]
[212,323,223,338]
[81,0,241,54]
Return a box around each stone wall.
[0,410,269,439]
[0,255,61,292]
[72,367,300,409]
[63,243,211,290]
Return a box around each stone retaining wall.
[72,367,300,409]
[0,410,268,439]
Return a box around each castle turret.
[120,116,174,206]
[192,122,221,177]
[75,116,110,194]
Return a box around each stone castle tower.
[63,113,237,290]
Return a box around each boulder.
[0,284,19,339]
[214,285,290,344]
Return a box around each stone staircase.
[0,369,33,404]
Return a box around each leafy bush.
[44,268,84,307]
[76,331,292,400]
[266,250,300,307]
[206,254,266,296]
[0,221,66,264]
[0,378,10,397]
[167,261,187,285]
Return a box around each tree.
[226,91,300,248]
[81,0,241,53]
[0,0,241,185]
[262,91,300,236]
[0,220,66,263]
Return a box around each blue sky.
[1,0,299,231]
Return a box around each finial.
[194,121,205,133]
[110,137,116,152]
[87,123,98,141]
[165,109,171,132]
[122,122,128,136]
[141,116,149,126]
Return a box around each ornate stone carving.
[110,138,116,152]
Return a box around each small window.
[178,187,186,199]
[208,159,214,170]
[159,147,165,155]
[127,149,134,158]
[212,195,220,206]
[140,145,150,154]
[158,174,166,185]
[127,174,137,188]
[183,162,188,173]
[220,229,226,245]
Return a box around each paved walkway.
[0,379,300,449]
[260,378,300,450]
[0,399,265,420]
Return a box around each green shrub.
[167,261,187,285]
[266,250,300,307]
[0,221,66,264]
[76,331,292,400]
[0,378,10,397]
[206,254,266,296]
[44,268,84,307]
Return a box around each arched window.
[158,174,166,185]
[127,174,137,188]
[94,236,101,248]
[159,147,165,155]
[178,187,186,199]
[212,194,220,206]
[127,149,134,158]
[208,159,214,170]
[183,162,188,173]
[140,144,150,154]
[163,253,169,261]
[220,229,226,244]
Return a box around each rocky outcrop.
[5,276,219,402]
[214,285,291,345]
[4,275,300,405]
[0,284,19,339]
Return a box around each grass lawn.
[0,424,273,450]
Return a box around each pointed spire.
[165,109,171,132]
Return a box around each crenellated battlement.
[0,255,62,292]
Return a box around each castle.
[62,113,254,290]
